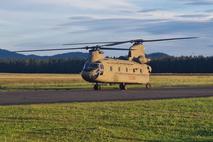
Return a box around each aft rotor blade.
[142,37,198,42]
[64,37,198,47]
[104,37,198,45]
[14,47,87,53]
[63,42,115,46]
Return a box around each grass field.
[0,74,212,141]
[0,73,213,90]
[0,97,212,142]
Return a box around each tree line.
[0,59,85,73]
[0,56,212,73]
[149,56,213,73]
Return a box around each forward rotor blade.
[100,47,130,50]
[103,42,130,47]
[14,47,87,53]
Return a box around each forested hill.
[0,49,165,60]
[0,56,212,73]
[0,49,26,59]
[0,49,89,60]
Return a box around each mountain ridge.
[0,49,170,60]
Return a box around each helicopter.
[15,37,197,90]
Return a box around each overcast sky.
[0,0,213,56]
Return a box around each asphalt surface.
[0,87,212,105]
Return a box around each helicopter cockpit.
[83,63,99,72]
[83,62,104,74]
[83,63,104,72]
[81,62,104,82]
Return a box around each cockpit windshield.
[83,63,99,72]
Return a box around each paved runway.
[0,87,212,105]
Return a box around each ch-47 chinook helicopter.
[15,37,197,90]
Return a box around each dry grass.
[0,73,212,90]
[0,73,88,90]
[151,74,213,88]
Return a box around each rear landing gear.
[94,83,101,90]
[119,83,127,90]
[145,83,151,89]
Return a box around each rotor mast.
[128,43,149,64]
[89,49,105,62]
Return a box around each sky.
[0,0,213,56]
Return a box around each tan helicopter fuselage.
[81,44,152,85]
[81,58,151,84]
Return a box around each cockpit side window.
[83,63,90,71]
[99,64,104,75]
[100,64,104,70]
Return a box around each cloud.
[137,9,163,13]
[69,16,95,21]
[184,0,213,5]
[205,9,213,12]
[178,14,209,18]
[136,9,213,22]
[0,0,213,56]
[140,20,213,36]
[23,0,136,11]
[16,16,213,55]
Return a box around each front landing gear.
[119,83,127,90]
[94,83,101,90]
[145,83,152,89]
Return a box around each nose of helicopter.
[81,70,99,82]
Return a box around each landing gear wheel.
[119,83,127,90]
[94,84,101,90]
[145,83,151,89]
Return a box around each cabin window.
[118,67,121,72]
[110,66,113,72]
[140,69,143,73]
[100,64,104,70]
[133,69,136,73]
[126,68,128,72]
